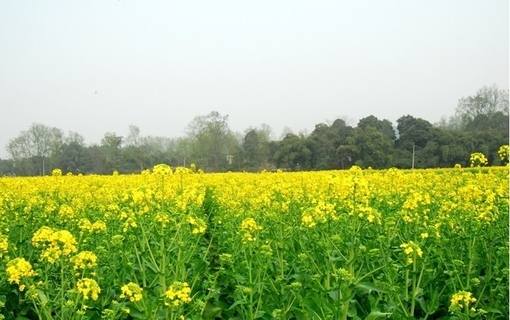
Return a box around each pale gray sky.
[1,0,508,159]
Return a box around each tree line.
[1,85,508,175]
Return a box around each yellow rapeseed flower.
[164,282,192,307]
[240,218,262,243]
[241,218,262,232]
[498,145,509,163]
[72,251,98,270]
[32,226,56,245]
[32,227,78,263]
[470,152,488,167]
[58,204,75,219]
[91,221,107,232]
[155,212,170,225]
[6,257,37,287]
[301,212,316,227]
[400,241,423,264]
[120,282,143,302]
[152,163,173,175]
[77,278,101,301]
[78,218,93,231]
[0,233,8,257]
[449,291,477,312]
[187,216,206,234]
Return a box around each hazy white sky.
[1,0,508,159]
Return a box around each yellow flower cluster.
[449,291,477,312]
[6,258,37,289]
[120,282,143,302]
[152,163,173,175]
[51,168,62,176]
[78,219,107,233]
[240,218,262,243]
[164,281,192,307]
[119,210,138,232]
[498,145,509,163]
[241,218,262,232]
[76,278,101,300]
[32,227,78,263]
[400,190,431,223]
[174,166,193,174]
[58,204,75,219]
[301,200,336,228]
[72,251,98,270]
[470,152,488,167]
[187,216,207,235]
[400,241,423,264]
[155,212,170,226]
[0,233,8,258]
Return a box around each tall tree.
[396,115,434,150]
[56,142,92,174]
[357,115,396,140]
[455,84,509,129]
[6,123,63,175]
[186,111,237,171]
[240,124,273,171]
[341,126,393,168]
[100,132,123,172]
[242,129,261,171]
[274,133,312,170]
[124,125,147,171]
[65,131,85,145]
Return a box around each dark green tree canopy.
[357,115,396,141]
[396,115,433,150]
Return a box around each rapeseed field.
[0,166,507,319]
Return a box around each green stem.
[410,254,417,316]
[466,237,475,288]
[405,269,409,304]
[161,229,166,295]
[139,226,159,273]
[61,260,65,317]
[341,245,356,320]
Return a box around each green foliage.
[455,84,509,130]
[342,126,393,169]
[4,95,510,175]
[186,111,238,172]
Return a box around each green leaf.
[365,311,392,320]
[36,289,48,306]
[129,309,145,319]
[327,290,339,301]
[228,300,246,310]
[484,307,503,315]
[354,282,387,294]
[417,297,427,313]
[202,301,223,319]
[142,257,160,273]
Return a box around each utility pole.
[411,144,415,169]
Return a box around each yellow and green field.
[0,166,508,319]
